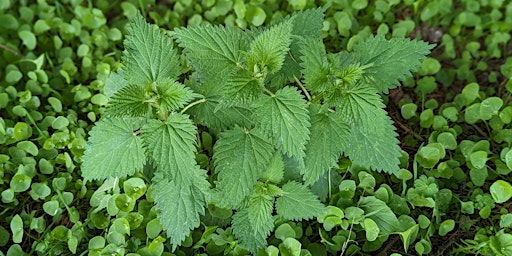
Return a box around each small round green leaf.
[18,30,36,50]
[17,141,38,156]
[420,109,434,128]
[363,218,379,241]
[275,223,296,241]
[89,236,106,250]
[51,116,69,130]
[29,183,51,200]
[437,132,457,150]
[479,97,503,120]
[10,174,31,192]
[10,214,23,243]
[91,94,108,106]
[112,218,130,235]
[479,205,491,219]
[43,200,60,216]
[279,237,301,256]
[146,219,162,239]
[420,58,441,75]
[401,103,417,119]
[438,219,455,236]
[351,0,368,10]
[470,151,488,169]
[47,97,62,112]
[245,6,266,26]
[13,122,32,141]
[123,177,147,200]
[6,70,22,83]
[490,180,512,204]
[115,194,135,212]
[461,83,480,105]
[417,146,441,168]
[464,103,481,124]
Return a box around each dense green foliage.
[1,0,512,256]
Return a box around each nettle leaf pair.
[81,8,433,253]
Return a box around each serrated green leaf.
[105,84,151,117]
[213,127,275,208]
[351,35,434,93]
[156,80,199,112]
[261,153,285,183]
[152,168,210,250]
[172,25,249,83]
[141,113,197,184]
[299,38,330,93]
[267,7,325,87]
[253,86,310,165]
[232,193,275,254]
[186,81,253,131]
[276,181,325,221]
[81,117,146,181]
[302,104,350,185]
[123,14,181,85]
[247,20,292,73]
[220,68,263,107]
[104,70,130,99]
[337,83,401,174]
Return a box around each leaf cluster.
[79,6,433,253]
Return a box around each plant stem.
[181,98,206,114]
[293,75,311,101]
[0,43,23,57]
[263,87,275,97]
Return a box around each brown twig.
[0,43,23,57]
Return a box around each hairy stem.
[263,87,275,97]
[0,43,23,57]
[181,98,206,114]
[293,75,311,102]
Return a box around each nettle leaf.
[261,152,285,184]
[213,127,275,208]
[253,86,310,165]
[302,104,350,185]
[186,81,253,131]
[152,168,210,250]
[141,113,197,184]
[156,80,199,113]
[232,193,275,254]
[123,13,181,85]
[105,84,150,117]
[275,181,325,221]
[337,83,401,174]
[267,7,325,87]
[246,19,292,73]
[299,38,330,93]
[289,7,325,39]
[221,68,264,107]
[81,117,146,181]
[104,70,129,99]
[351,35,434,93]
[171,25,250,83]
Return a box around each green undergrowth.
[0,0,512,256]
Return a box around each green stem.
[293,75,311,102]
[263,88,275,97]
[181,98,206,114]
[26,112,47,139]
[0,43,23,57]
[138,0,146,17]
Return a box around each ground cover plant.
[1,0,512,255]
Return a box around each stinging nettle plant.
[81,8,433,253]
